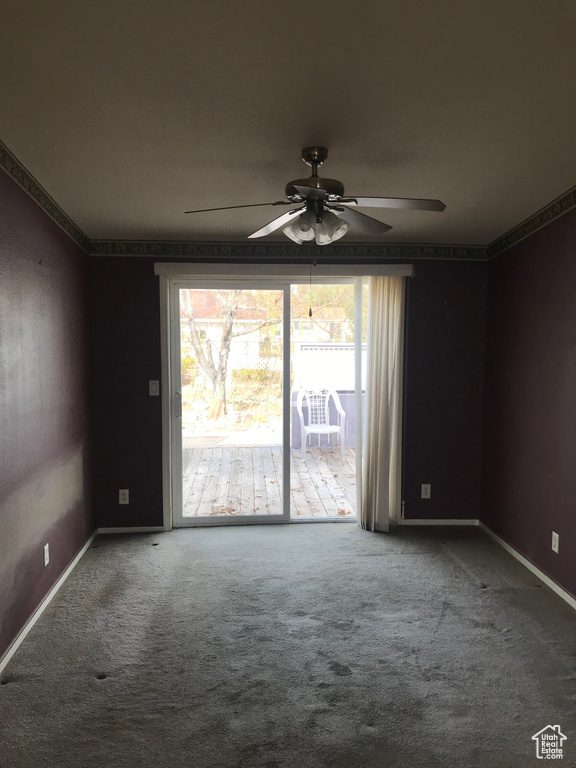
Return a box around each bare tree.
[180,290,281,419]
[180,284,356,419]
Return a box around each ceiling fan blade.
[247,207,305,239]
[185,201,292,214]
[342,196,446,212]
[331,206,392,235]
[293,185,327,202]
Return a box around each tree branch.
[231,318,282,338]
[181,312,217,384]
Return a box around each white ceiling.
[2,1,576,245]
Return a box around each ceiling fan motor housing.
[285,177,345,202]
[285,145,345,202]
[301,146,328,166]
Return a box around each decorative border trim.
[0,530,97,673]
[0,140,90,252]
[88,239,487,261]
[3,135,576,262]
[487,184,576,258]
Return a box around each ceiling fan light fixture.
[282,210,316,243]
[283,223,311,244]
[315,210,349,245]
[313,222,331,246]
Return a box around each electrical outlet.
[44,543,50,566]
[119,489,130,505]
[421,484,431,499]
[552,531,559,553]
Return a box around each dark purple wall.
[0,170,93,660]
[482,209,576,600]
[88,257,487,527]
[88,258,163,527]
[402,260,487,519]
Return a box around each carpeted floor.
[1,524,575,767]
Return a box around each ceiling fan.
[185,146,446,245]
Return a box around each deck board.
[293,452,331,517]
[240,446,255,515]
[214,447,232,510]
[182,446,356,519]
[197,448,222,516]
[182,447,202,508]
[190,448,212,512]
[307,449,341,515]
[224,447,243,516]
[263,447,282,514]
[251,447,267,514]
[323,449,356,514]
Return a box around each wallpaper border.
[487,184,576,258]
[3,137,576,261]
[87,240,487,261]
[0,140,90,252]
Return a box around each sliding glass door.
[289,282,365,519]
[171,282,290,526]
[169,278,365,526]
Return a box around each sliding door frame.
[156,263,413,530]
[170,279,291,527]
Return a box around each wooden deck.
[182,445,357,518]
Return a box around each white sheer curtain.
[360,276,406,532]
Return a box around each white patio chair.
[296,388,346,460]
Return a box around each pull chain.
[309,258,316,317]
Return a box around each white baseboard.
[397,518,480,526]
[0,530,97,674]
[97,526,165,534]
[291,517,357,524]
[479,522,576,612]
[4,520,572,675]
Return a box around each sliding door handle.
[175,392,182,418]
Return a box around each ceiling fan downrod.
[302,145,328,176]
[285,146,345,202]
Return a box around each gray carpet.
[1,524,575,767]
